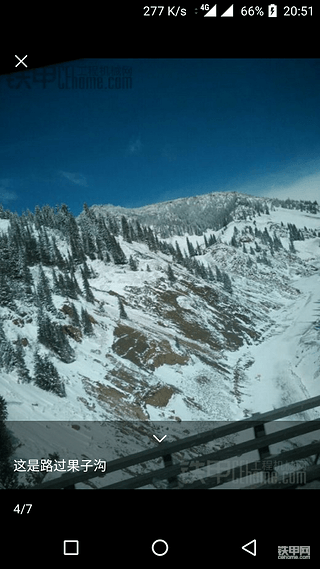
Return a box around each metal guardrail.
[29,394,320,490]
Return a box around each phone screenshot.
[1,5,319,563]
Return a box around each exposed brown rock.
[62,325,82,342]
[143,385,177,407]
[12,318,24,327]
[60,304,74,317]
[112,323,189,369]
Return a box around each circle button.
[151,539,169,556]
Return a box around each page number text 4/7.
[14,504,32,514]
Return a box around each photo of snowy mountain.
[1,58,320,491]
[1,191,319,489]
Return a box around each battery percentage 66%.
[241,6,264,16]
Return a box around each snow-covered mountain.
[1,191,320,488]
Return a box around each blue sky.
[1,58,320,217]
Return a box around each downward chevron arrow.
[153,435,167,443]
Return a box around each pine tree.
[81,229,97,260]
[199,261,207,279]
[8,235,23,281]
[0,233,10,270]
[70,303,81,328]
[63,270,78,300]
[68,213,83,255]
[81,268,95,303]
[207,266,215,281]
[288,223,299,241]
[70,235,85,265]
[192,258,200,277]
[0,273,15,309]
[40,204,56,230]
[37,307,50,347]
[108,214,119,236]
[129,255,138,271]
[34,352,66,397]
[0,204,6,219]
[231,234,237,247]
[186,237,195,257]
[37,265,56,313]
[0,321,16,372]
[58,273,66,296]
[247,257,253,268]
[222,272,233,294]
[0,395,9,445]
[52,236,66,269]
[37,311,75,363]
[52,324,75,363]
[135,220,144,242]
[82,260,91,278]
[34,205,43,230]
[118,297,128,319]
[22,258,34,299]
[51,268,61,295]
[129,224,136,242]
[215,265,223,282]
[0,395,20,489]
[38,227,52,266]
[95,236,104,261]
[110,237,127,265]
[15,337,31,383]
[121,215,131,242]
[23,225,38,266]
[81,307,94,336]
[82,202,91,217]
[33,351,47,391]
[167,264,176,283]
[289,238,296,253]
[262,227,272,246]
[174,241,184,263]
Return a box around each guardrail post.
[163,453,179,488]
[253,422,274,481]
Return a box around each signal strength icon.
[221,4,233,17]
[204,5,217,17]
[203,4,234,18]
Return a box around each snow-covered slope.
[1,191,320,487]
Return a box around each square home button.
[63,540,79,555]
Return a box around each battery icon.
[268,4,277,17]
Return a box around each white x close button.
[15,55,28,68]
